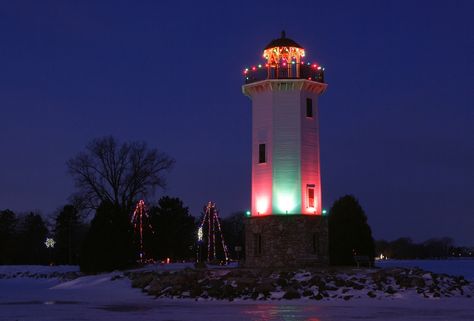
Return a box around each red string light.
[131,200,154,263]
[198,202,229,263]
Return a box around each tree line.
[0,207,87,265]
[375,237,473,259]
[0,202,246,271]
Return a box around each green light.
[322,209,327,215]
[276,193,296,214]
[245,210,251,216]
[272,122,302,214]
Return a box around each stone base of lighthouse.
[244,215,329,268]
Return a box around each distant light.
[322,209,327,215]
[245,210,251,216]
[317,66,322,70]
[45,238,55,248]
[258,64,262,68]
[252,66,256,71]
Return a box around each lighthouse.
[243,32,328,267]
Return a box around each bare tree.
[67,136,174,212]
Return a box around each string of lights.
[197,201,229,263]
[243,61,325,75]
[131,199,154,263]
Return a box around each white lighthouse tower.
[243,32,328,267]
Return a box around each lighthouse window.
[254,233,262,255]
[258,144,266,163]
[306,98,313,118]
[307,184,315,208]
[312,233,319,254]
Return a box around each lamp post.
[44,238,55,266]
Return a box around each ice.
[1,260,473,320]
[52,275,117,289]
[376,259,474,280]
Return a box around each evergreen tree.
[54,205,87,265]
[17,212,49,264]
[80,201,135,273]
[0,209,18,264]
[149,196,195,261]
[328,195,375,265]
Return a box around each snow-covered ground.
[0,261,473,321]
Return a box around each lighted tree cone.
[197,202,229,264]
[131,200,155,263]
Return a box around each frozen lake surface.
[1,260,473,321]
[376,259,474,280]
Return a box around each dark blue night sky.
[0,1,472,244]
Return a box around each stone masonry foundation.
[244,215,328,268]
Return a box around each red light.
[256,197,269,215]
[282,62,287,66]
[265,64,269,67]
[252,66,256,71]
[243,70,248,74]
[312,64,317,68]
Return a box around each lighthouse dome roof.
[264,31,303,50]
